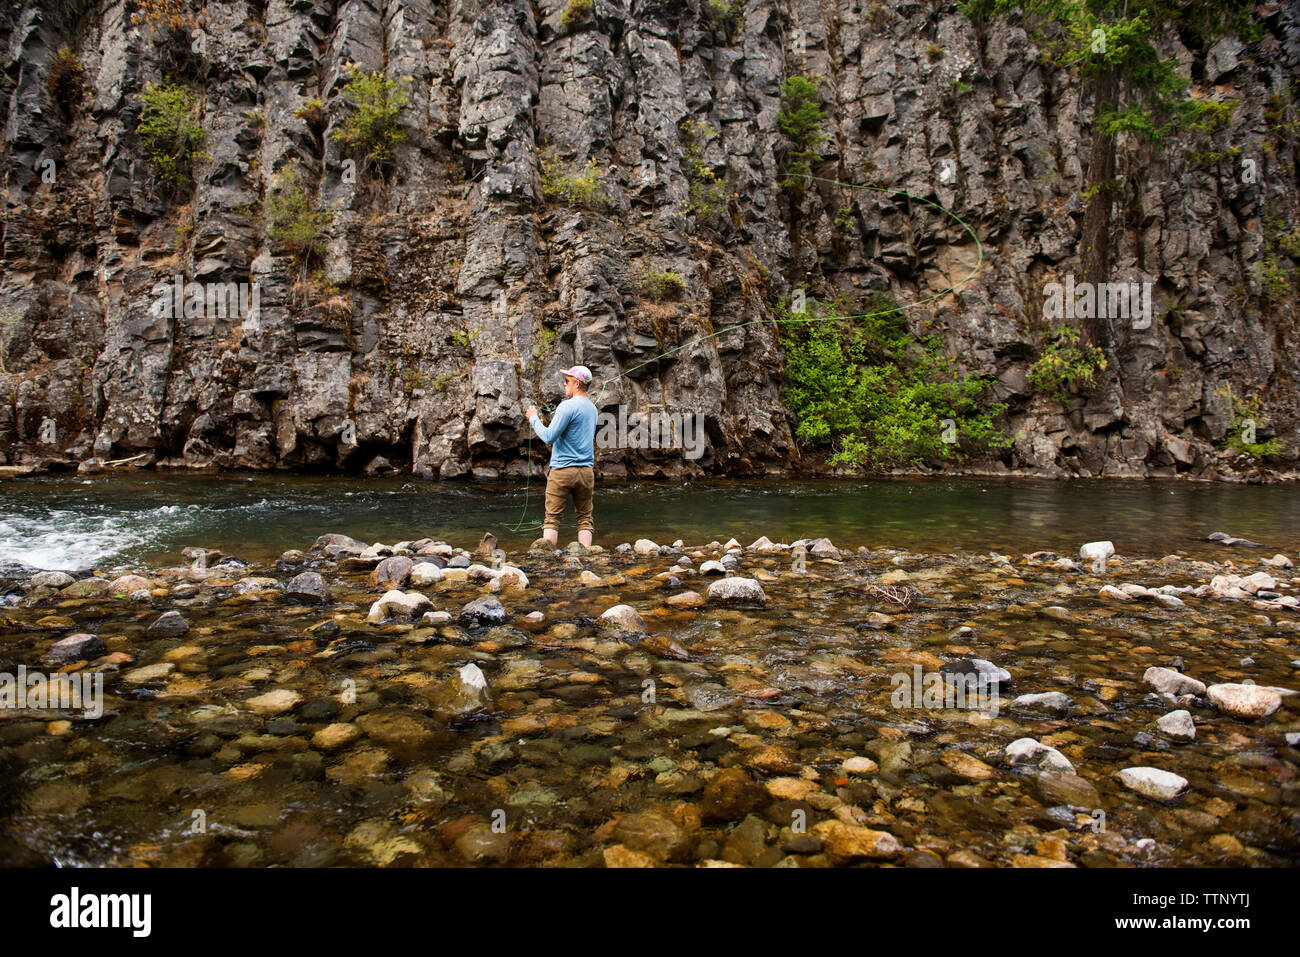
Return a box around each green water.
[2,472,1298,570]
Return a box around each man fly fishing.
[525,365,598,548]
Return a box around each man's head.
[562,365,592,397]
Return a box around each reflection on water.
[1,472,1298,570]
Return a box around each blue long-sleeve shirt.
[529,396,597,468]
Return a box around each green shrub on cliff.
[540,153,606,209]
[1028,325,1107,402]
[778,76,826,196]
[1214,385,1285,460]
[681,120,729,223]
[135,82,206,186]
[332,67,409,167]
[264,162,333,261]
[46,47,85,108]
[778,294,1008,468]
[561,0,593,31]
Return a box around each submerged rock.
[1206,532,1264,547]
[46,633,105,662]
[816,822,902,862]
[939,658,1010,694]
[598,604,648,635]
[427,663,490,717]
[1011,692,1072,712]
[146,611,190,638]
[244,689,303,716]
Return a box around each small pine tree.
[135,82,206,187]
[264,162,333,262]
[332,67,410,169]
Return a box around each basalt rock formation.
[1,0,1298,480]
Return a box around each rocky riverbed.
[0,532,1297,867]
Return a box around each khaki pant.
[543,466,595,532]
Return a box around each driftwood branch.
[863,582,919,609]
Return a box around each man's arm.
[528,402,573,445]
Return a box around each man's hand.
[525,406,538,421]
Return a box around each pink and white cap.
[561,365,593,384]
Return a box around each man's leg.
[574,466,595,548]
[542,469,566,545]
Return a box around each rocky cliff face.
[2,0,1298,481]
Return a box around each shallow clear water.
[1,472,1298,570]
[0,474,1296,868]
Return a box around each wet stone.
[284,572,329,604]
[46,633,105,662]
[460,597,507,625]
[146,611,190,638]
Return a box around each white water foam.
[0,504,199,571]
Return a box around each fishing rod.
[499,171,986,534]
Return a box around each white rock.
[367,589,433,622]
[245,689,303,716]
[808,537,841,559]
[1156,709,1196,741]
[1207,683,1282,719]
[1011,692,1072,712]
[122,662,175,685]
[408,562,445,586]
[699,560,727,575]
[1079,541,1114,569]
[1115,766,1188,800]
[1240,571,1277,594]
[1142,666,1206,697]
[458,662,487,694]
[488,565,529,591]
[749,536,775,551]
[598,604,647,633]
[1099,584,1133,602]
[1004,737,1074,773]
[1209,575,1250,599]
[723,538,741,549]
[1154,594,1186,609]
[706,577,767,604]
[1261,554,1293,568]
[633,539,660,555]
